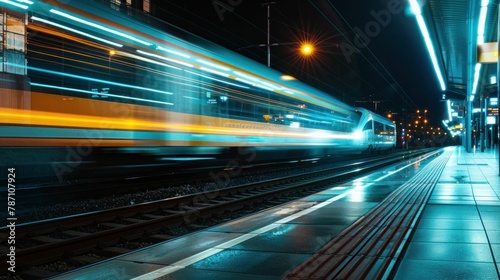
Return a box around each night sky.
[154,0,446,125]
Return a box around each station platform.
[50,146,500,280]
[392,146,500,279]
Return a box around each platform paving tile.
[403,242,494,263]
[393,259,499,280]
[420,204,482,220]
[411,228,489,244]
[483,219,500,231]
[186,249,309,278]
[118,231,244,264]
[393,147,500,279]
[163,267,278,280]
[226,224,347,254]
[416,218,485,230]
[51,260,167,280]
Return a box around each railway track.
[0,149,435,279]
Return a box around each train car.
[355,108,396,153]
[0,0,395,182]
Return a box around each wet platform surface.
[393,147,500,279]
[50,146,500,279]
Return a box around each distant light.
[490,75,497,84]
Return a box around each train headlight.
[353,130,363,140]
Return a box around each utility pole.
[355,99,387,111]
[262,1,276,67]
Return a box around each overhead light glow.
[50,9,152,46]
[409,0,422,15]
[472,1,489,97]
[410,1,446,91]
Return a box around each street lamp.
[300,43,314,56]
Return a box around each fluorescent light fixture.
[0,0,28,9]
[409,0,422,15]
[136,50,193,68]
[472,1,489,97]
[409,0,446,91]
[490,75,496,84]
[447,99,452,121]
[50,9,152,46]
[478,7,488,37]
[196,59,230,71]
[156,46,190,58]
[31,16,123,48]
[472,63,481,99]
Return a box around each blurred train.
[0,0,395,182]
